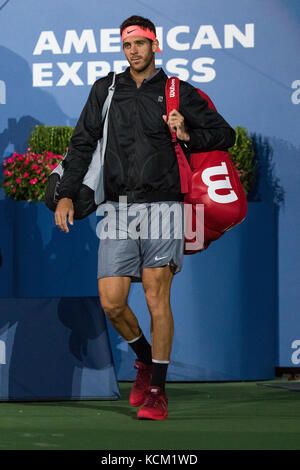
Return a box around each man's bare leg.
[136,264,173,419]
[98,276,141,341]
[142,265,174,361]
[99,275,153,408]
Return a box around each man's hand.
[163,110,190,142]
[55,198,74,233]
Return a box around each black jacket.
[57,67,236,203]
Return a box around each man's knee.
[144,286,170,313]
[98,276,130,321]
[101,300,127,321]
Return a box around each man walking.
[55,15,236,420]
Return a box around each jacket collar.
[119,66,167,85]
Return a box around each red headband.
[122,25,162,53]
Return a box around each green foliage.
[1,125,257,202]
[28,125,74,155]
[228,126,257,195]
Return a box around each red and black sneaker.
[137,385,168,420]
[129,360,153,407]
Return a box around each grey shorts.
[97,200,185,282]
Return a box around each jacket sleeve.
[179,81,236,153]
[57,75,111,202]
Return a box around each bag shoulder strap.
[165,76,181,142]
[165,76,192,194]
[101,71,116,122]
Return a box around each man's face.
[122,35,155,72]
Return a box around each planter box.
[0,199,15,297]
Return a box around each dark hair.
[120,15,156,37]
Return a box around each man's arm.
[57,74,112,202]
[179,81,236,152]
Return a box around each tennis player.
[55,15,236,420]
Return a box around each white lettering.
[113,60,128,74]
[33,31,61,55]
[192,25,222,49]
[56,62,83,86]
[32,63,53,87]
[178,455,190,464]
[184,203,204,251]
[100,28,121,53]
[63,30,97,54]
[192,57,216,82]
[167,26,190,51]
[96,202,117,239]
[154,59,163,67]
[224,23,255,48]
[202,162,238,203]
[166,58,189,81]
[291,340,300,365]
[169,78,176,97]
[146,455,153,464]
[291,80,300,105]
[156,27,163,52]
[128,204,148,240]
[88,61,111,84]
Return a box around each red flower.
[23,172,29,178]
[30,178,38,184]
[16,177,22,184]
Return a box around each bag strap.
[60,72,116,169]
[165,77,192,194]
[99,72,116,165]
[101,72,116,122]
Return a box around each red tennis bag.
[165,77,248,254]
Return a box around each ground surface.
[0,380,299,450]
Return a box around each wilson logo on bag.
[165,77,247,254]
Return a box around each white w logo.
[202,161,238,203]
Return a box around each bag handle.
[165,77,192,193]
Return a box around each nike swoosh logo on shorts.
[154,255,168,261]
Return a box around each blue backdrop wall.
[0,0,299,377]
